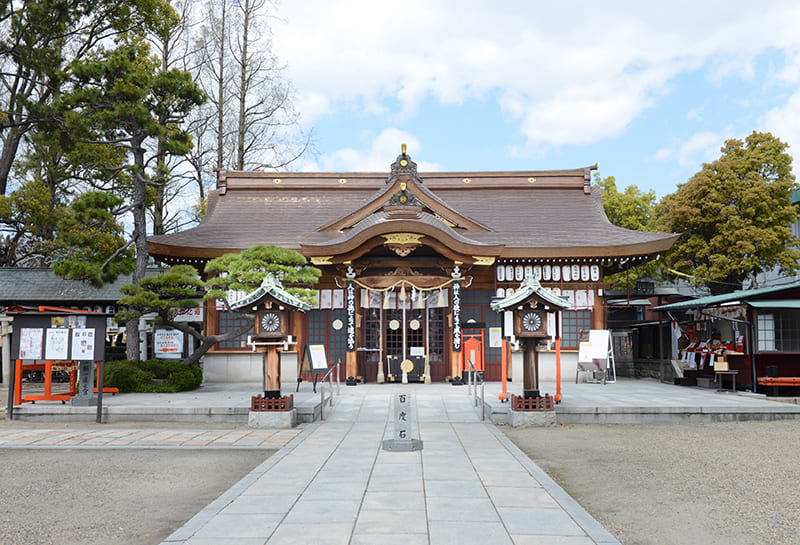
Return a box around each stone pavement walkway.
[0,427,301,449]
[161,385,619,545]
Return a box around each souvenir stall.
[655,281,800,394]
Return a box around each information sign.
[489,327,503,348]
[154,329,184,358]
[18,328,43,359]
[71,328,95,360]
[44,328,70,360]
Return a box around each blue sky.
[271,1,800,199]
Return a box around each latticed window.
[216,310,254,350]
[561,310,592,349]
[757,310,800,352]
[362,307,381,363]
[307,309,347,367]
[428,307,446,362]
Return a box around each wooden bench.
[757,377,800,386]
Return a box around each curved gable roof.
[148,154,678,265]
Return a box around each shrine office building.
[148,150,677,384]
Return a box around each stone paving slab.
[158,386,621,545]
[0,426,301,449]
[7,379,796,543]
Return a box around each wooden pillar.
[522,339,540,398]
[347,351,358,380]
[592,288,605,330]
[450,350,461,380]
[263,345,280,398]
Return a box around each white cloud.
[653,148,671,161]
[297,128,441,172]
[652,131,727,166]
[686,107,703,122]
[761,91,800,160]
[272,1,800,151]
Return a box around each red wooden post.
[14,360,22,406]
[499,338,508,401]
[44,360,53,398]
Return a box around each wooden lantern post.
[230,275,311,399]
[490,277,572,400]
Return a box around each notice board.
[300,344,329,374]
[578,330,611,363]
[10,313,106,361]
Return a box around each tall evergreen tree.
[55,33,205,358]
[0,0,174,196]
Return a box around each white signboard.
[154,329,184,358]
[578,330,611,362]
[171,306,203,322]
[489,327,503,348]
[45,328,70,360]
[18,328,43,360]
[71,328,95,360]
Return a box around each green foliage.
[656,131,799,294]
[205,245,321,307]
[594,173,662,288]
[0,0,180,195]
[103,360,155,392]
[0,179,64,265]
[51,191,134,287]
[117,264,204,323]
[594,173,657,232]
[103,359,202,393]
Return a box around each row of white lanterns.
[496,263,600,283]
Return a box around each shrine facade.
[148,149,677,384]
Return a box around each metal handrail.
[319,360,341,420]
[466,359,486,421]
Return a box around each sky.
[268,0,800,199]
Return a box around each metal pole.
[749,321,757,394]
[499,338,508,401]
[555,311,562,403]
[6,358,16,421]
[95,360,105,424]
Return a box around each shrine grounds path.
[2,380,800,544]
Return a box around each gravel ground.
[0,448,271,545]
[503,419,800,545]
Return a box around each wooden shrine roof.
[148,156,678,266]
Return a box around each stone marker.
[382,392,423,451]
[71,361,97,407]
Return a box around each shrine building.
[148,149,678,384]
